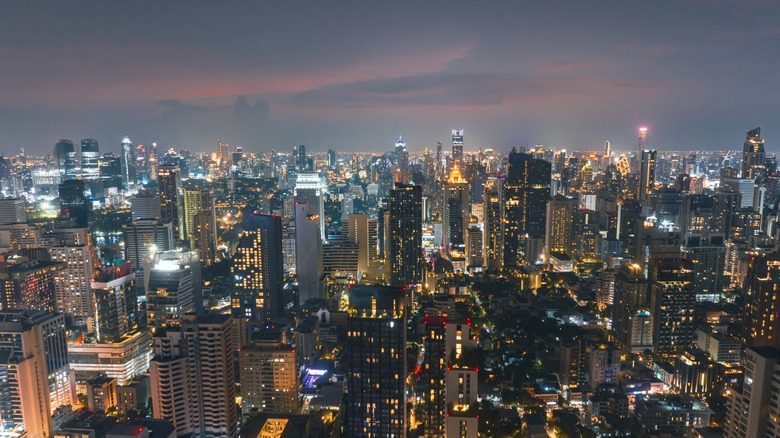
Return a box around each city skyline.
[2,1,779,154]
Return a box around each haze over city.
[2,0,780,154]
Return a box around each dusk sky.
[2,1,779,156]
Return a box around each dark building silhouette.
[388,183,423,287]
[231,208,283,321]
[59,179,90,227]
[346,285,406,437]
[503,149,551,266]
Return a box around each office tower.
[443,166,470,269]
[0,311,75,425]
[49,244,96,328]
[0,197,26,225]
[395,137,410,183]
[293,171,326,240]
[321,238,358,279]
[80,138,100,180]
[0,259,63,312]
[218,140,229,169]
[130,189,161,220]
[452,129,464,165]
[545,195,574,258]
[150,313,238,438]
[183,188,206,243]
[327,148,337,168]
[388,183,423,287]
[638,149,657,203]
[346,213,378,276]
[239,328,298,415]
[745,252,780,349]
[92,263,137,343]
[55,139,78,181]
[652,259,696,357]
[503,149,551,266]
[742,127,766,181]
[295,144,308,171]
[59,179,90,227]
[146,258,195,332]
[120,134,135,191]
[100,152,123,189]
[231,209,283,321]
[725,346,780,437]
[123,219,173,293]
[483,178,504,270]
[681,234,727,302]
[295,203,323,303]
[421,315,477,438]
[611,263,653,353]
[466,224,483,269]
[193,208,217,266]
[346,285,406,437]
[157,164,183,241]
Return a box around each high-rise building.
[183,188,206,243]
[545,195,574,258]
[193,208,218,266]
[394,137,410,183]
[611,263,653,353]
[745,252,780,349]
[725,346,780,437]
[123,219,174,293]
[293,171,326,240]
[742,127,766,181]
[652,260,696,357]
[157,164,183,241]
[452,130,464,165]
[130,189,161,220]
[0,259,63,313]
[443,166,470,269]
[346,213,378,276]
[80,139,100,180]
[388,183,423,287]
[503,149,551,266]
[231,209,283,321]
[150,313,238,438]
[483,177,504,270]
[0,197,26,225]
[638,149,657,203]
[120,134,135,191]
[0,311,75,430]
[239,328,298,415]
[294,202,323,304]
[50,244,96,328]
[327,148,337,168]
[59,179,90,228]
[55,139,78,181]
[146,258,195,332]
[346,285,406,437]
[92,263,138,343]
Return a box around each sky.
[1,0,779,156]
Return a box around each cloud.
[156,99,214,117]
[232,96,269,124]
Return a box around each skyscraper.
[80,138,100,180]
[0,311,75,431]
[388,183,423,287]
[120,134,135,191]
[92,263,137,343]
[231,209,283,320]
[0,259,64,312]
[295,202,323,304]
[293,171,326,240]
[239,328,298,415]
[394,136,410,183]
[183,188,209,244]
[638,149,657,203]
[150,313,238,438]
[157,164,183,240]
[452,129,464,165]
[483,177,504,271]
[545,195,575,258]
[443,165,470,269]
[0,197,27,225]
[503,149,551,266]
[54,139,78,181]
[122,219,174,293]
[346,285,406,437]
[49,244,96,328]
[745,252,780,349]
[725,346,780,437]
[130,189,161,220]
[59,179,90,228]
[145,258,195,332]
[741,127,766,181]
